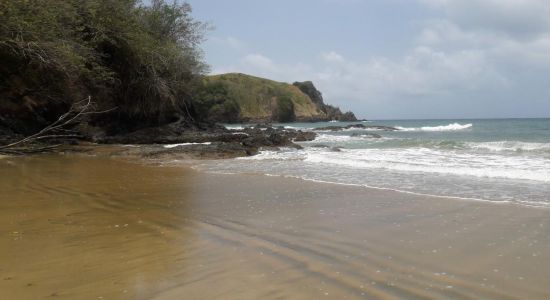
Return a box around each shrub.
[274,96,295,122]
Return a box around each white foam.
[231,132,249,136]
[303,148,550,182]
[397,123,473,132]
[466,141,550,153]
[224,125,245,130]
[290,177,511,205]
[237,148,305,161]
[163,142,212,149]
[342,127,383,132]
[309,134,355,143]
[195,167,518,207]
[284,126,314,130]
[303,134,393,144]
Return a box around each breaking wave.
[396,123,473,132]
[465,141,550,153]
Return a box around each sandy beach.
[1,154,549,299]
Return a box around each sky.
[186,0,550,120]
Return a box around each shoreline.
[2,151,550,299]
[36,143,550,210]
[190,167,525,208]
[186,159,550,210]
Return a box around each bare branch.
[0,97,115,154]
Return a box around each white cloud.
[210,0,550,118]
[420,0,550,39]
[321,51,345,63]
[416,2,550,69]
[213,46,507,112]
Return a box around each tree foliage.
[0,0,209,133]
[193,81,240,123]
[274,96,295,122]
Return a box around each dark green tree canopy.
[274,96,296,123]
[0,0,209,133]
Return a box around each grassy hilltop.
[195,73,356,123]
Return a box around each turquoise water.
[199,119,550,208]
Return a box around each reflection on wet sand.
[1,155,550,299]
[0,155,199,299]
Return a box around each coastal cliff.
[195,73,357,123]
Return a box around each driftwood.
[0,96,113,155]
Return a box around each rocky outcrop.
[90,121,317,159]
[292,81,324,106]
[293,81,357,122]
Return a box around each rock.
[346,124,367,129]
[1,114,321,159]
[293,131,316,142]
[311,144,330,148]
[144,142,256,160]
[338,111,357,121]
[94,121,319,159]
[293,81,358,121]
[253,123,273,129]
[364,125,399,131]
[313,126,345,132]
[309,144,342,151]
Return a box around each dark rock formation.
[292,81,324,106]
[143,142,257,160]
[293,131,316,142]
[293,81,357,122]
[87,122,317,159]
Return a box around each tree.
[193,81,240,123]
[274,96,295,122]
[0,0,209,135]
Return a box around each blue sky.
[187,0,550,119]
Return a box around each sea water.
[197,119,550,208]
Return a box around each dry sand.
[1,154,549,299]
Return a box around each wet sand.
[1,154,550,299]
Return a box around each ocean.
[196,119,550,208]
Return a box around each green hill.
[194,73,356,123]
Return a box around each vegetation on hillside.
[0,0,208,134]
[0,1,357,137]
[198,73,331,122]
[194,81,241,123]
[274,96,296,122]
[195,73,357,123]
